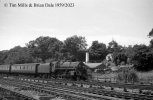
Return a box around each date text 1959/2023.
[55,3,75,7]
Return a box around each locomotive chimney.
[85,51,89,63]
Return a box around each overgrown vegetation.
[137,70,153,83]
[117,68,139,83]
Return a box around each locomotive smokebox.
[85,51,89,63]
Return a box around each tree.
[124,45,134,63]
[63,35,87,61]
[107,40,122,53]
[131,44,153,71]
[107,40,124,65]
[0,50,8,64]
[128,29,153,71]
[113,52,127,65]
[148,28,153,37]
[4,46,33,64]
[89,41,107,62]
[149,39,153,48]
[117,68,139,83]
[26,36,63,62]
[148,28,153,48]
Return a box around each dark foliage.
[149,39,153,48]
[0,50,8,64]
[89,41,108,62]
[26,36,63,62]
[148,28,153,37]
[132,45,153,71]
[4,46,33,64]
[63,35,87,61]
[107,40,122,53]
[117,68,139,83]
[113,52,127,65]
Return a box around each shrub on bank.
[117,68,139,83]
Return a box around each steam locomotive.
[0,61,90,80]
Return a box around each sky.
[0,0,153,51]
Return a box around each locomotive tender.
[0,61,89,80]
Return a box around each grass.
[92,72,117,82]
[117,68,139,83]
[92,68,153,83]
[137,70,153,83]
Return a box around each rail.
[0,78,123,100]
[4,76,153,99]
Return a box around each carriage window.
[25,66,27,70]
[27,66,29,70]
[31,66,33,70]
[1,66,3,70]
[24,66,27,70]
[14,66,17,70]
[23,66,26,70]
[18,66,20,70]
[7,66,9,70]
[15,66,17,70]
[23,66,25,70]
[13,66,16,70]
[25,66,28,70]
[12,66,14,70]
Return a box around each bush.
[117,68,139,83]
[132,45,153,71]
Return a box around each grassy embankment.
[92,70,153,83]
[137,70,153,83]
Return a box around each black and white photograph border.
[0,0,153,100]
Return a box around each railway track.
[21,77,153,99]
[0,84,37,100]
[0,77,124,100]
[2,76,153,100]
[40,77,153,93]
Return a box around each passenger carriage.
[0,64,11,76]
[10,63,40,77]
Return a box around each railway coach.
[0,64,11,76]
[10,63,40,77]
